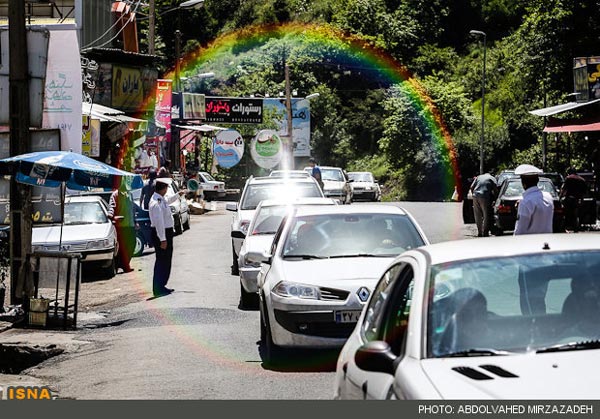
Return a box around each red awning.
[543,117,600,133]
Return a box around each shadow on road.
[258,341,340,373]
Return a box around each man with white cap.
[149,178,186,296]
[513,164,554,235]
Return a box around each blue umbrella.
[0,151,143,191]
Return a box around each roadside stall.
[0,151,143,328]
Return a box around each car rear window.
[241,183,322,210]
[503,180,557,198]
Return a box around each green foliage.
[143,0,598,200]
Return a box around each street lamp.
[470,29,486,175]
[148,0,205,55]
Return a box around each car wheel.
[260,297,280,365]
[103,258,116,279]
[183,215,190,231]
[240,282,259,309]
[174,214,183,235]
[231,242,239,275]
[134,234,144,257]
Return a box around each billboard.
[0,26,50,128]
[112,65,143,110]
[205,97,263,123]
[213,130,244,168]
[263,98,311,157]
[250,130,283,169]
[573,57,600,102]
[181,93,206,120]
[154,79,172,142]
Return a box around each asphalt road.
[27,201,476,399]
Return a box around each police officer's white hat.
[514,164,542,176]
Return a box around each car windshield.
[64,202,107,225]
[348,173,373,182]
[201,173,215,182]
[502,179,558,198]
[250,206,289,235]
[281,213,425,258]
[240,183,322,210]
[321,169,344,182]
[427,251,600,357]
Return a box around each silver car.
[32,195,118,278]
[334,233,600,399]
[348,172,381,202]
[256,204,428,364]
[237,197,336,308]
[227,176,324,275]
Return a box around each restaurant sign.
[205,97,263,124]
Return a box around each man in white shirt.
[149,179,186,297]
[514,164,554,235]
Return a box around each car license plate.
[335,310,362,323]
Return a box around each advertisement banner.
[82,115,101,157]
[154,79,173,142]
[112,65,143,110]
[181,93,206,120]
[214,130,244,168]
[205,97,263,124]
[42,25,83,153]
[251,130,283,169]
[263,98,311,157]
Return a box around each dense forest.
[138,0,600,200]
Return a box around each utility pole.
[8,0,33,304]
[148,0,156,55]
[284,62,294,169]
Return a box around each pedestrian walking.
[108,183,136,273]
[148,178,186,297]
[514,164,554,235]
[308,157,324,191]
[560,168,587,232]
[470,172,498,237]
[157,160,172,179]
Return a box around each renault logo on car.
[357,287,370,302]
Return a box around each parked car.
[334,234,600,399]
[237,197,336,308]
[227,176,324,275]
[493,176,563,234]
[255,205,429,364]
[31,196,118,278]
[268,170,311,178]
[198,171,226,201]
[133,202,153,257]
[166,183,190,235]
[303,166,353,204]
[347,172,381,202]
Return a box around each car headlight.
[239,220,250,235]
[365,186,372,191]
[87,239,111,249]
[272,281,319,300]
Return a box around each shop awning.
[543,116,600,133]
[82,103,147,132]
[529,99,600,117]
[173,124,227,132]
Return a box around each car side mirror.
[246,250,272,265]
[226,203,238,212]
[355,341,397,375]
[348,179,354,183]
[231,230,246,239]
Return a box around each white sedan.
[237,197,336,308]
[334,233,600,399]
[32,195,118,278]
[256,205,428,364]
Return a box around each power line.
[82,0,142,49]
